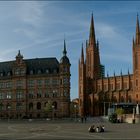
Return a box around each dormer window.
[15,69,20,75]
[7,72,11,76]
[0,72,3,77]
[46,69,49,74]
[30,70,34,75]
[38,69,42,74]
[53,69,57,74]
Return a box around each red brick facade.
[79,14,140,116]
[0,41,71,119]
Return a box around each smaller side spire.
[63,39,67,56]
[81,43,84,63]
[114,71,115,77]
[128,69,130,75]
[96,40,99,51]
[133,36,135,46]
[107,71,109,77]
[120,69,122,76]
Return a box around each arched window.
[16,103,22,110]
[128,95,132,103]
[46,69,49,74]
[52,101,57,110]
[29,103,33,110]
[38,69,42,74]
[0,103,4,110]
[37,102,41,110]
[113,96,117,103]
[30,70,34,75]
[120,96,124,102]
[6,103,11,110]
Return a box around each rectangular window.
[16,91,23,99]
[116,83,120,90]
[136,79,138,87]
[52,79,59,85]
[28,90,34,99]
[109,84,114,91]
[6,92,12,99]
[37,90,42,98]
[37,79,43,87]
[63,78,68,85]
[103,84,107,91]
[45,79,51,86]
[123,82,128,89]
[0,93,4,99]
[97,85,101,91]
[16,80,24,88]
[28,80,35,87]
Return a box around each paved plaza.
[0,119,140,139]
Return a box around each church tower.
[133,14,140,103]
[86,14,101,80]
[79,44,86,117]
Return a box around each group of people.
[88,125,105,133]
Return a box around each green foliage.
[115,108,125,115]
[109,113,117,123]
[44,101,53,117]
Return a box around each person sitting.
[100,125,105,132]
[96,126,101,133]
[88,125,95,132]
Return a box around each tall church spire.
[89,13,96,46]
[136,14,140,45]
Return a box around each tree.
[115,108,125,115]
[44,101,52,118]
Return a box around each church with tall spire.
[79,14,140,116]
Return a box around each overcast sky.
[0,1,139,99]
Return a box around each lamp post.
[52,105,55,120]
[74,104,77,122]
[7,105,11,122]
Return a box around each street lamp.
[7,105,11,122]
[74,104,77,122]
[52,105,55,120]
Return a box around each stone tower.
[59,40,71,117]
[133,14,140,103]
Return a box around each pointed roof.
[136,13,140,44]
[16,50,23,59]
[81,43,84,63]
[63,39,67,56]
[89,13,96,45]
[60,40,70,65]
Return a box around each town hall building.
[0,40,71,119]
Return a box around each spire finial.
[136,13,140,44]
[89,13,96,45]
[63,39,67,56]
[114,71,115,77]
[16,50,23,58]
[120,69,122,75]
[107,71,109,77]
